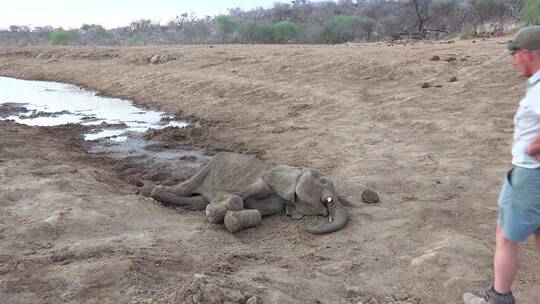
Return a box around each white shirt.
[512,70,540,168]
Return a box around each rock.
[449,76,458,82]
[150,54,176,64]
[445,56,457,62]
[429,55,440,61]
[421,82,430,89]
[361,190,380,204]
[175,273,250,304]
[246,296,258,304]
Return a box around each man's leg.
[463,227,518,304]
[494,226,519,294]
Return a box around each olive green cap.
[508,25,540,52]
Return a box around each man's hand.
[527,136,540,162]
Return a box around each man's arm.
[527,134,540,161]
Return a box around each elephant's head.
[262,165,348,234]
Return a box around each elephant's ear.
[262,165,301,203]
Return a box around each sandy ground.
[0,40,539,304]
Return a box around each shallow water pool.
[0,76,187,141]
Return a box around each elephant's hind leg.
[151,189,209,210]
[206,193,244,224]
[169,162,211,196]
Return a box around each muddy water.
[0,76,210,186]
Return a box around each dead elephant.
[142,152,347,234]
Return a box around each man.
[463,25,540,304]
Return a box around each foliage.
[458,28,474,39]
[1,0,529,46]
[127,32,146,46]
[321,15,376,43]
[215,15,237,42]
[271,21,298,43]
[236,21,273,43]
[522,0,540,24]
[80,24,113,45]
[49,29,75,45]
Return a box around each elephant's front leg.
[244,195,286,216]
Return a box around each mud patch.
[89,131,212,187]
[162,273,260,304]
[0,102,28,118]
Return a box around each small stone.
[449,76,458,82]
[361,190,379,204]
[445,56,457,62]
[421,82,430,88]
[150,55,160,64]
[246,296,258,304]
[434,84,443,87]
[429,55,440,61]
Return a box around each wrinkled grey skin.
[145,152,348,234]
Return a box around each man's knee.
[496,227,519,248]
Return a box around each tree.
[410,0,431,38]
[320,15,375,43]
[215,15,237,43]
[272,21,298,43]
[49,29,75,45]
[80,24,113,45]
[522,0,540,24]
[236,21,273,43]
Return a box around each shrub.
[321,15,376,44]
[127,32,146,46]
[271,21,298,43]
[458,28,474,39]
[522,0,540,25]
[49,29,75,45]
[236,21,273,43]
[215,15,237,42]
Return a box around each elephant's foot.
[206,193,243,224]
[224,210,262,233]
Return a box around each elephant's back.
[202,152,272,195]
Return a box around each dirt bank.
[0,40,539,303]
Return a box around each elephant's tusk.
[328,215,333,222]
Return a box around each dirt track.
[0,40,539,304]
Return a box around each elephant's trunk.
[305,197,347,234]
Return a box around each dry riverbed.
[0,40,539,303]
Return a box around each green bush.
[458,28,474,39]
[271,21,298,43]
[127,32,146,46]
[216,15,237,42]
[522,0,540,25]
[236,21,273,43]
[321,15,376,44]
[49,30,75,45]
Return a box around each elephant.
[143,152,348,234]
